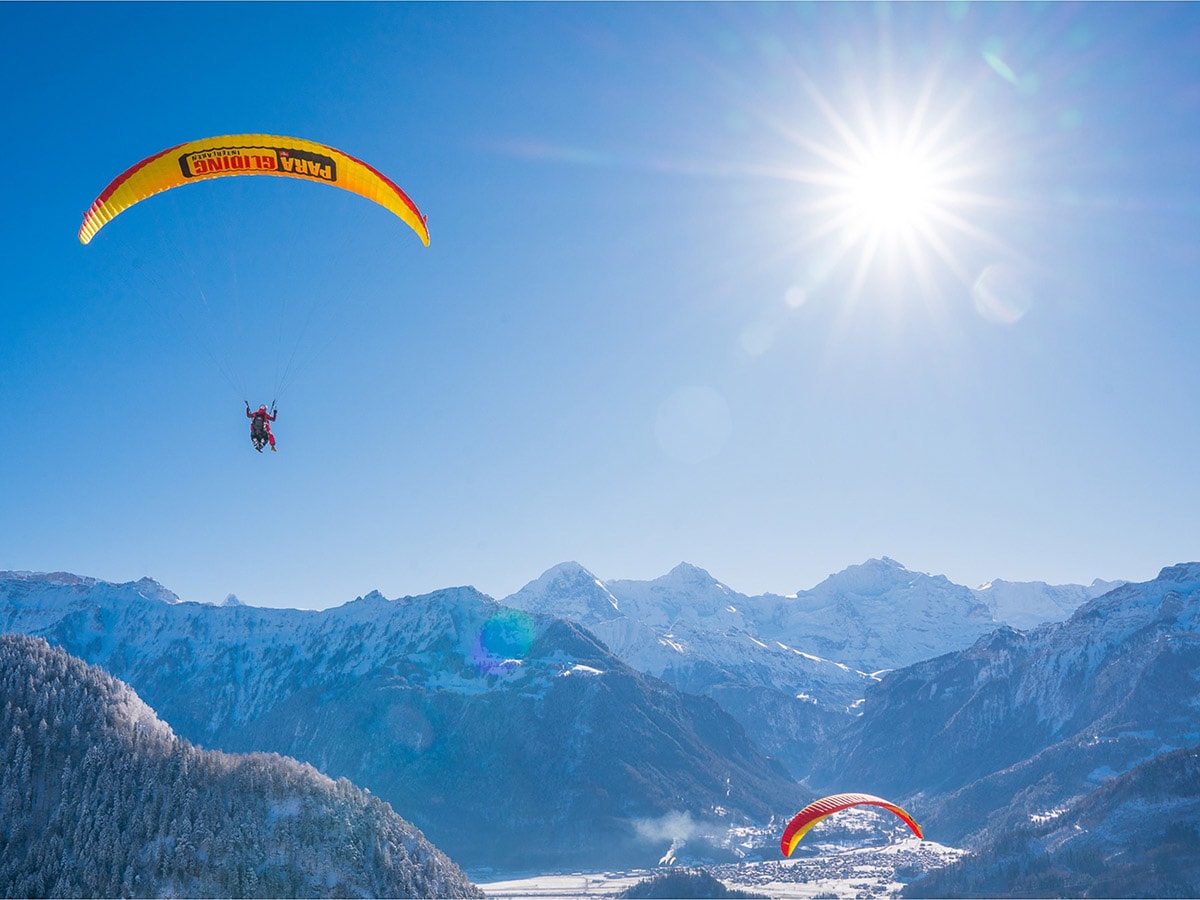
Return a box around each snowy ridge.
[505,561,874,692]
[504,556,1101,686]
[973,576,1125,630]
[500,557,1119,775]
[761,557,997,671]
[0,576,572,717]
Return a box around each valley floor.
[477,838,967,899]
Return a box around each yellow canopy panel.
[79,133,429,246]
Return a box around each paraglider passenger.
[246,402,277,452]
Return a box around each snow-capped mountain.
[971,576,1124,630]
[759,557,998,672]
[508,562,881,696]
[503,557,1087,775]
[808,562,1200,863]
[0,571,804,873]
[505,562,876,775]
[0,633,481,899]
[506,561,624,624]
[508,557,1093,683]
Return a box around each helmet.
[259,404,267,411]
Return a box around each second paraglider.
[780,793,923,857]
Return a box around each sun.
[843,145,938,239]
[813,121,982,299]
[776,73,1006,312]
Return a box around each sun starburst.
[775,70,1012,319]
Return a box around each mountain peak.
[542,560,601,582]
[661,561,721,586]
[130,577,179,604]
[522,561,606,593]
[601,562,741,620]
[504,561,621,623]
[815,557,925,597]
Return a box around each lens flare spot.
[983,50,1018,86]
[739,319,776,358]
[972,262,1033,325]
[473,608,537,675]
[785,285,809,309]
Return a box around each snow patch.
[558,664,603,677]
[658,636,685,654]
[1030,806,1070,824]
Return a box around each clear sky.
[3,2,1198,609]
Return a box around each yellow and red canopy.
[79,133,428,246]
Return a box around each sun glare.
[844,146,938,237]
[774,70,1007,315]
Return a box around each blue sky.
[3,2,1198,608]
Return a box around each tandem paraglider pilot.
[245,402,277,453]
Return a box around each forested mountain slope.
[0,633,482,899]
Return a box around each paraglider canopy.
[79,133,429,246]
[780,792,923,857]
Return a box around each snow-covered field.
[477,839,967,899]
[478,871,653,899]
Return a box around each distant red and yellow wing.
[780,793,923,857]
[79,133,428,246]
